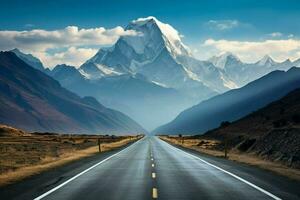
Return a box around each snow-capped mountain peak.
[257,55,276,67]
[80,16,193,82]
[209,52,241,69]
[125,16,191,57]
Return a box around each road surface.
[1,137,299,200]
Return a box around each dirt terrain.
[0,124,142,186]
[160,135,300,181]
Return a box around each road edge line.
[159,138,281,200]
[34,137,144,200]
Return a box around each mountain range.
[154,67,300,134]
[0,52,145,134]
[8,17,300,131]
[209,52,300,86]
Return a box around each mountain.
[73,17,236,130]
[209,52,242,69]
[92,74,190,130]
[153,67,300,134]
[51,69,190,130]
[209,52,298,87]
[0,51,145,134]
[9,18,299,131]
[80,17,231,97]
[49,64,92,94]
[9,48,47,72]
[256,55,277,67]
[203,88,300,168]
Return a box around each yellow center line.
[152,188,158,199]
[152,172,156,179]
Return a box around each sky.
[0,0,300,68]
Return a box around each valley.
[0,4,300,199]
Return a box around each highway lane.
[1,136,299,200]
[152,137,285,200]
[34,137,153,200]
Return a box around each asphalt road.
[1,136,300,200]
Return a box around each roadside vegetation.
[160,135,300,181]
[0,124,143,186]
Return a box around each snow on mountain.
[85,16,192,70]
[79,16,231,100]
[209,52,241,69]
[126,16,191,57]
[7,17,300,131]
[293,58,300,67]
[256,55,277,67]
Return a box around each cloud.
[267,32,283,37]
[206,20,240,31]
[35,47,98,67]
[195,38,300,62]
[0,26,139,67]
[0,26,139,52]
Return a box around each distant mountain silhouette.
[50,64,190,131]
[0,52,145,134]
[154,67,300,134]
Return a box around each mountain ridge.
[0,51,145,134]
[153,67,300,134]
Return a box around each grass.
[160,136,300,181]
[0,125,142,186]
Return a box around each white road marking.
[34,138,144,200]
[159,138,281,200]
[152,172,156,179]
[152,163,155,167]
[151,158,154,161]
[152,188,158,199]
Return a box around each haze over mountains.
[0,52,145,134]
[6,16,300,132]
[154,67,300,134]
[209,52,300,86]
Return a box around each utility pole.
[224,137,228,159]
[98,138,101,153]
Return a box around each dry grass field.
[160,135,300,181]
[0,125,143,186]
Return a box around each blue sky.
[1,0,300,67]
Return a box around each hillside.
[0,52,145,134]
[203,88,300,168]
[154,67,300,134]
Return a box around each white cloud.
[195,38,300,62]
[267,32,283,37]
[206,20,240,31]
[34,47,98,67]
[0,26,139,67]
[0,26,138,51]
